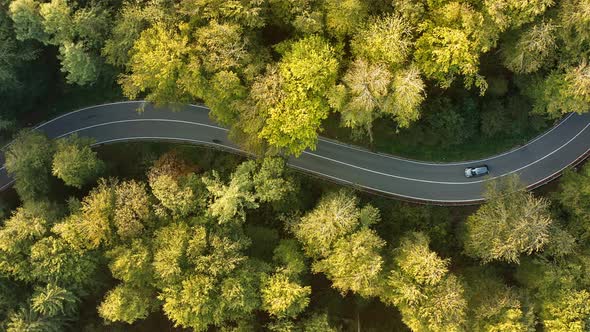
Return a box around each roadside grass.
[21,78,123,127]
[322,112,550,162]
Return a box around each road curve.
[1,101,589,204]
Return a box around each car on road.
[464,165,489,178]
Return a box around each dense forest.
[1,0,590,331]
[1,0,590,156]
[0,132,590,331]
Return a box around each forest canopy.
[2,0,590,155]
[0,137,589,331]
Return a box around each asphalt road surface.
[1,101,589,204]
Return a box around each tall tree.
[8,0,47,42]
[98,283,157,324]
[4,130,54,202]
[292,190,361,259]
[483,0,554,31]
[102,1,167,67]
[252,35,339,156]
[312,228,385,297]
[463,176,552,263]
[120,22,191,104]
[351,14,413,69]
[556,166,590,240]
[502,21,557,74]
[324,0,368,38]
[261,272,311,318]
[31,284,78,318]
[337,59,392,140]
[113,180,152,239]
[382,232,467,332]
[463,268,535,332]
[52,134,105,188]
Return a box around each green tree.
[515,253,590,332]
[415,26,483,92]
[299,313,337,332]
[463,268,535,332]
[502,21,557,74]
[0,11,36,91]
[29,236,98,287]
[113,180,152,238]
[382,232,467,332]
[351,14,413,68]
[98,283,156,324]
[8,0,47,42]
[292,190,361,258]
[273,239,308,279]
[203,70,247,126]
[147,152,204,217]
[6,307,62,332]
[52,134,104,188]
[483,0,554,31]
[31,284,78,317]
[203,162,259,224]
[102,1,166,67]
[179,0,266,29]
[106,239,153,285]
[338,59,392,140]
[464,176,553,263]
[542,289,590,332]
[324,0,368,38]
[261,273,311,318]
[39,0,74,44]
[253,157,294,203]
[253,35,339,156]
[72,4,111,48]
[204,158,294,223]
[4,130,54,202]
[385,66,425,128]
[556,166,590,240]
[529,65,590,118]
[120,22,190,103]
[57,41,100,85]
[0,205,47,281]
[312,228,385,297]
[193,20,251,74]
[557,0,590,63]
[52,179,116,250]
[152,222,192,284]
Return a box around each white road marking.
[0,102,588,203]
[304,121,590,185]
[317,112,577,166]
[1,117,589,187]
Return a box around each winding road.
[1,101,589,204]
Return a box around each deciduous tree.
[254,35,338,156]
[4,130,54,202]
[383,232,467,332]
[351,14,412,68]
[502,21,557,74]
[261,272,311,318]
[464,176,553,263]
[98,283,157,324]
[52,134,104,188]
[312,228,385,297]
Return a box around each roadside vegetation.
[2,0,589,159]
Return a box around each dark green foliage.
[52,134,105,188]
[4,130,54,202]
